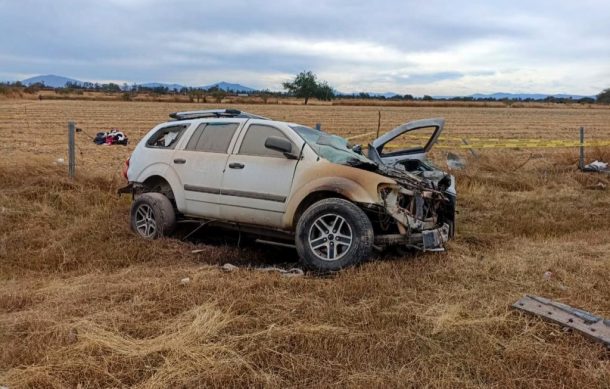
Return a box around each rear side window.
[186,122,239,153]
[146,125,187,149]
[239,124,292,158]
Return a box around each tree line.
[2,73,609,105]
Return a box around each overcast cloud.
[1,0,609,95]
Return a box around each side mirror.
[264,136,298,159]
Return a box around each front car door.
[368,118,445,166]
[171,119,245,218]
[219,121,304,227]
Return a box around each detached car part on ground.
[120,109,456,271]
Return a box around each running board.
[255,239,296,249]
[513,295,610,347]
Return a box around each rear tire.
[295,198,373,271]
[130,193,176,239]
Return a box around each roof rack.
[169,109,270,121]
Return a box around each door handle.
[173,158,186,164]
[229,162,245,169]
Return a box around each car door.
[219,121,304,227]
[171,119,245,218]
[368,118,445,166]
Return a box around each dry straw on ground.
[1,101,610,387]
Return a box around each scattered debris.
[221,263,238,272]
[258,267,305,277]
[180,277,190,285]
[513,295,610,347]
[583,160,608,172]
[542,271,567,290]
[54,158,65,165]
[220,262,304,277]
[446,152,466,170]
[586,182,607,190]
[93,129,128,146]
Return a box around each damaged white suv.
[120,109,456,270]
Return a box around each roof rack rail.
[169,109,270,121]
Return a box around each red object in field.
[122,158,130,180]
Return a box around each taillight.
[122,157,130,180]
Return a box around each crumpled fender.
[283,160,396,227]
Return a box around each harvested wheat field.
[1,100,610,388]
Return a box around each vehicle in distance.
[120,109,456,271]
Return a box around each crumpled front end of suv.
[372,165,454,251]
[291,118,456,252]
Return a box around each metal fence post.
[68,121,76,178]
[462,138,478,157]
[578,126,585,170]
[376,111,381,139]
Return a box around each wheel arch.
[142,175,173,194]
[291,190,349,229]
[135,164,185,211]
[285,176,378,229]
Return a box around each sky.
[1,0,609,96]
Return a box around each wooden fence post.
[578,126,585,170]
[68,121,76,178]
[376,111,381,139]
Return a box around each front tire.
[295,198,373,271]
[130,193,176,239]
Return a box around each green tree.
[316,81,335,102]
[597,88,610,104]
[282,71,334,104]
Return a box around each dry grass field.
[1,100,610,387]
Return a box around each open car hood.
[370,118,445,156]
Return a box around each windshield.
[290,125,377,168]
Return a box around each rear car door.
[219,121,304,227]
[171,119,245,218]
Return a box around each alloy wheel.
[308,213,353,261]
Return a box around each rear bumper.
[374,223,450,251]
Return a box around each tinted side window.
[146,125,187,149]
[239,124,291,157]
[186,123,239,153]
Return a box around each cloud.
[0,0,609,95]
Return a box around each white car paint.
[127,113,456,233]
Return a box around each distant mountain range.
[20,74,255,92]
[21,74,82,88]
[340,91,401,99]
[459,92,594,100]
[336,91,595,100]
[139,81,255,92]
[18,74,594,100]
